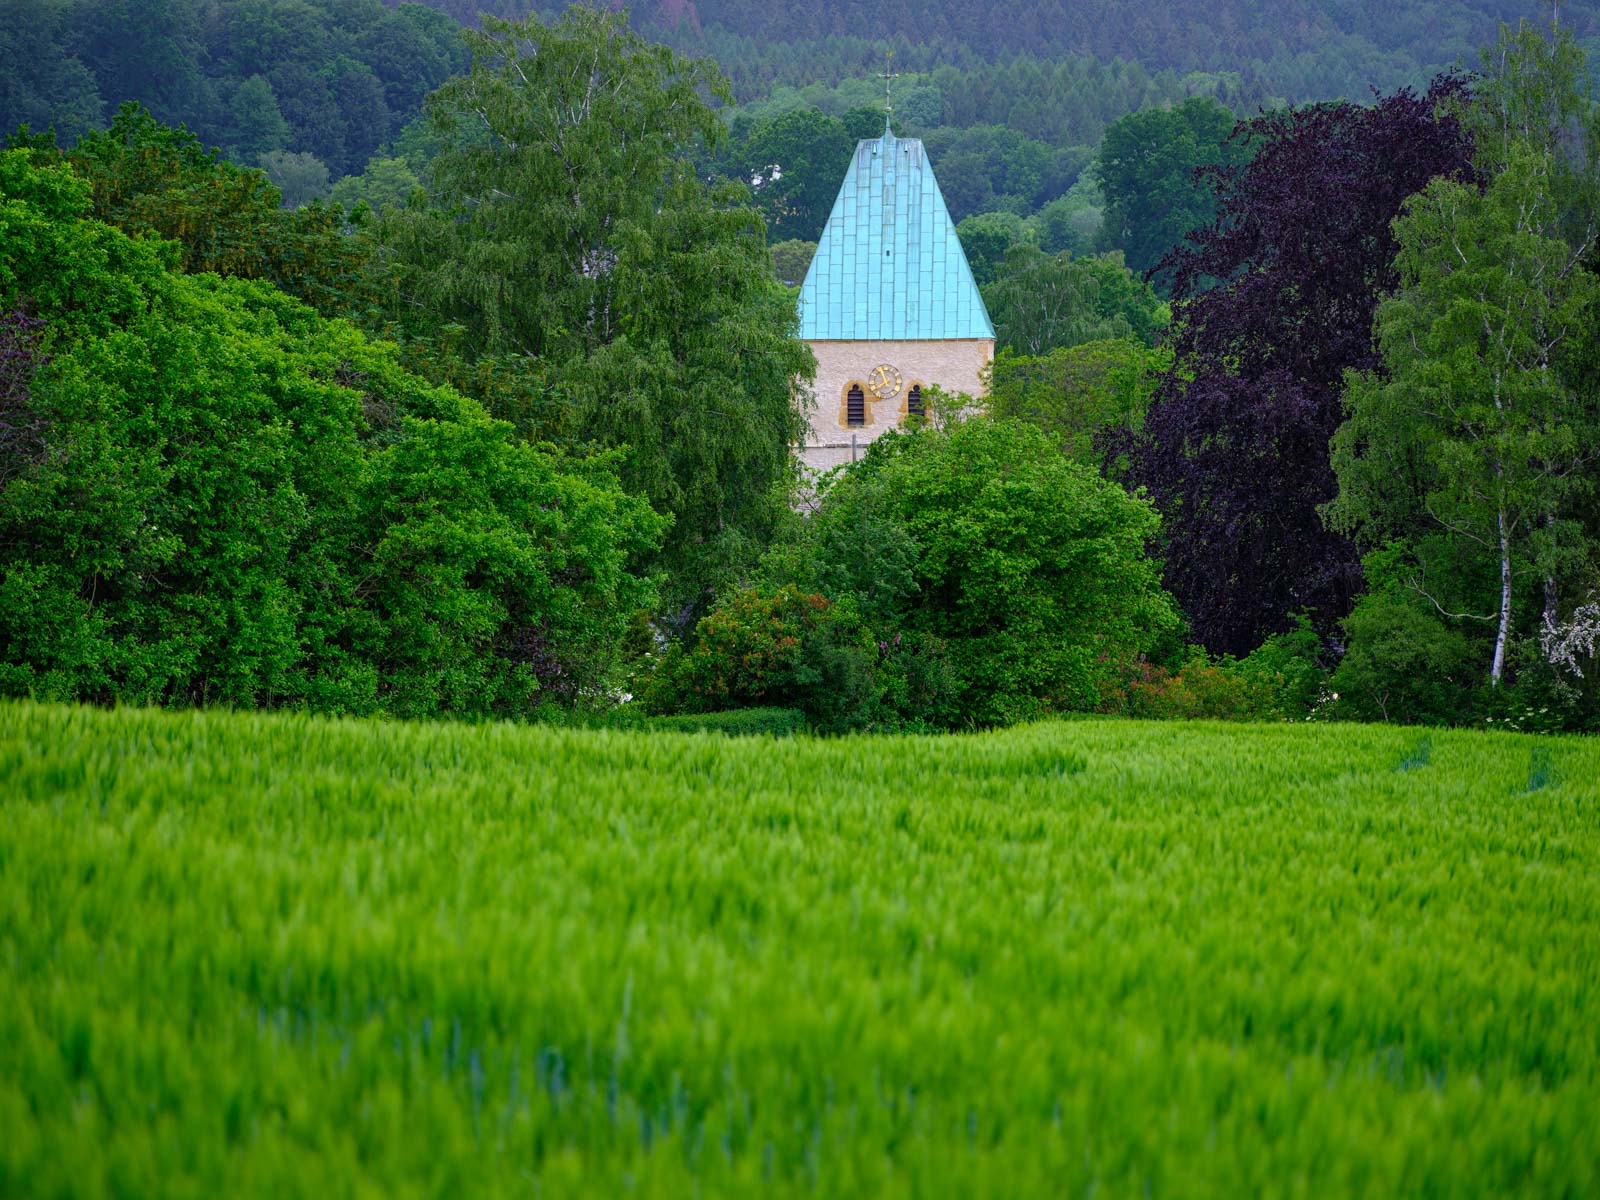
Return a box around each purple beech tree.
[1121,78,1475,656]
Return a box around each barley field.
[2,701,1597,1196]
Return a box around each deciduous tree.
[1327,25,1600,687]
[763,418,1181,725]
[380,9,813,615]
[0,150,662,715]
[1094,95,1242,282]
[982,245,1166,355]
[1124,78,1475,655]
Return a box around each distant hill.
[393,0,1600,100]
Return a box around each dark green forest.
[414,0,1600,102]
[9,0,1591,264]
[10,0,1595,200]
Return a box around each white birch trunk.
[1492,506,1512,686]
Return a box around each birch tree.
[378,8,813,616]
[1328,23,1600,687]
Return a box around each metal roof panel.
[798,131,995,342]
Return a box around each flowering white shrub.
[1541,596,1600,678]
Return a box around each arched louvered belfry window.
[905,384,925,418]
[846,384,866,427]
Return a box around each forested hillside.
[1,0,466,164]
[411,0,1599,100]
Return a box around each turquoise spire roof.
[798,131,995,341]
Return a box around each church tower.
[796,126,995,473]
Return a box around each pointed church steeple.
[797,134,994,341]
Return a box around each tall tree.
[987,337,1171,468]
[1123,79,1475,655]
[1327,24,1600,687]
[333,67,390,176]
[388,7,726,359]
[982,245,1166,355]
[65,104,374,316]
[1093,95,1242,283]
[738,107,853,243]
[0,149,663,716]
[226,75,289,162]
[381,8,812,615]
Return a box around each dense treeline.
[401,0,1599,103]
[0,148,660,715]
[2,8,1598,731]
[1,0,465,174]
[639,23,1600,733]
[0,8,810,719]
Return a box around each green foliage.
[1095,95,1245,283]
[769,237,815,286]
[1482,640,1600,734]
[630,4,1552,109]
[388,7,727,359]
[1328,25,1600,688]
[767,418,1181,726]
[5,699,1600,1194]
[916,123,1086,222]
[0,0,105,143]
[1234,614,1329,717]
[326,154,422,214]
[1099,620,1325,721]
[1329,592,1479,724]
[0,149,662,717]
[982,246,1168,355]
[60,103,375,317]
[1032,194,1089,254]
[1100,654,1275,721]
[257,149,330,208]
[226,74,290,161]
[1,0,467,181]
[954,210,1027,287]
[380,9,812,613]
[986,338,1170,468]
[637,586,901,734]
[1031,173,1105,252]
[736,105,853,242]
[643,705,807,735]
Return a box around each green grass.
[2,701,1597,1197]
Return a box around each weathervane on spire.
[881,51,899,136]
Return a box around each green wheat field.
[2,700,1597,1196]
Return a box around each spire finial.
[881,51,898,137]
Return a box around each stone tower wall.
[798,337,994,474]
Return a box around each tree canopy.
[1328,24,1600,697]
[1094,95,1245,285]
[377,9,814,617]
[759,418,1181,726]
[0,148,661,715]
[1124,78,1475,656]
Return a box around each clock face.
[867,363,904,400]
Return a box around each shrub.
[637,586,888,733]
[1100,654,1270,721]
[1234,615,1329,718]
[1477,638,1600,734]
[1330,592,1478,724]
[1098,617,1328,722]
[764,418,1181,727]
